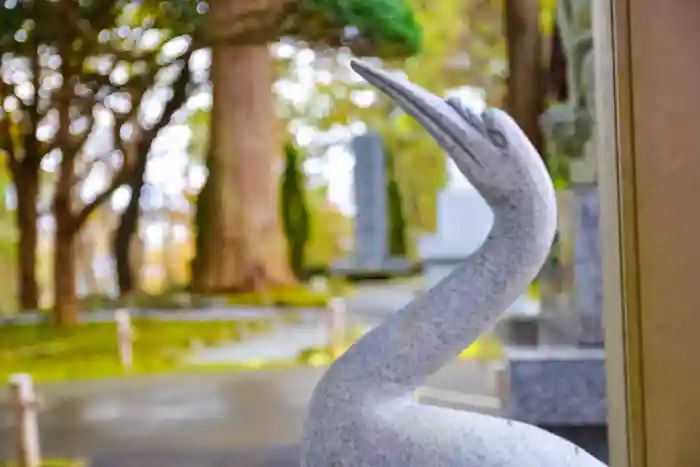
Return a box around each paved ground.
[89,445,301,467]
[0,360,500,464]
[0,369,321,458]
[0,283,505,466]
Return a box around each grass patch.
[527,280,540,299]
[296,328,504,367]
[2,459,85,467]
[457,334,504,361]
[223,285,333,308]
[74,283,351,313]
[0,318,273,383]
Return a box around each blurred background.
[0,0,605,466]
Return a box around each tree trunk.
[197,44,295,293]
[547,14,569,102]
[504,0,544,153]
[113,52,190,296]
[129,233,144,292]
[190,171,215,292]
[14,164,39,310]
[53,228,78,327]
[113,143,148,296]
[76,230,99,296]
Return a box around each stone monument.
[331,131,411,275]
[301,59,606,467]
[502,0,609,462]
[417,183,493,287]
[418,165,539,328]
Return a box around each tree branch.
[72,161,130,231]
[73,146,112,186]
[68,112,96,158]
[143,51,193,142]
[0,124,17,174]
[72,76,150,231]
[79,0,123,59]
[0,79,19,172]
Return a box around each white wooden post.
[310,276,329,293]
[9,373,41,467]
[327,297,347,355]
[115,309,134,369]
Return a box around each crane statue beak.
[349,59,483,164]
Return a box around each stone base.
[493,316,540,346]
[493,314,581,347]
[503,347,606,424]
[500,347,608,462]
[540,424,608,463]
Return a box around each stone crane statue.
[300,60,607,467]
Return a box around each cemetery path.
[0,361,499,465]
[0,368,321,459]
[1,283,502,466]
[89,445,301,467]
[345,281,418,317]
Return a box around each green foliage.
[306,0,505,243]
[386,149,407,257]
[0,154,18,314]
[539,0,559,37]
[142,0,421,56]
[1,0,202,316]
[300,0,421,56]
[78,287,333,310]
[304,186,352,267]
[0,318,274,383]
[0,1,30,51]
[298,328,504,366]
[281,142,311,279]
[2,460,85,467]
[224,285,331,307]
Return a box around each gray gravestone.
[572,184,604,345]
[331,132,411,275]
[503,2,608,461]
[417,185,493,287]
[419,178,540,339]
[538,190,579,342]
[504,185,608,462]
[353,132,388,267]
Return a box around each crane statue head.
[350,59,553,209]
[300,61,602,467]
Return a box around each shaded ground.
[1,360,499,465]
[89,445,301,467]
[0,369,319,458]
[1,283,504,466]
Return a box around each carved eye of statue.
[444,97,509,152]
[444,97,487,137]
[487,128,508,149]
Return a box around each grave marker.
[332,132,411,275]
[9,373,41,467]
[115,309,134,369]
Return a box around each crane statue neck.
[321,190,555,397]
[311,61,557,401]
[301,59,606,467]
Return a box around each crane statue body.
[300,60,607,467]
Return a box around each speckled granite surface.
[505,347,607,425]
[300,60,607,467]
